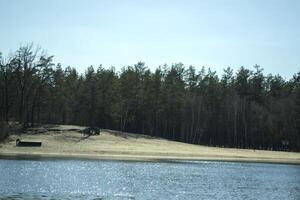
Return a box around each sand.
[0,125,299,165]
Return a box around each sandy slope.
[0,125,299,164]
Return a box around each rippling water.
[0,159,299,199]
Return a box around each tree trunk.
[243,97,248,148]
[233,97,238,148]
[4,70,9,123]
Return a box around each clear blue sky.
[0,0,299,78]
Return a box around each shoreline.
[1,126,299,165]
[0,151,299,165]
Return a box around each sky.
[0,0,299,78]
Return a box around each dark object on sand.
[16,139,42,147]
[82,127,100,136]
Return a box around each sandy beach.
[0,125,299,165]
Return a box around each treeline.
[0,45,300,151]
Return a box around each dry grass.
[0,125,299,164]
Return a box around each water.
[0,159,299,200]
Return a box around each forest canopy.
[1,45,300,151]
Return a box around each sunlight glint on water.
[0,159,299,200]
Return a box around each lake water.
[0,159,299,200]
